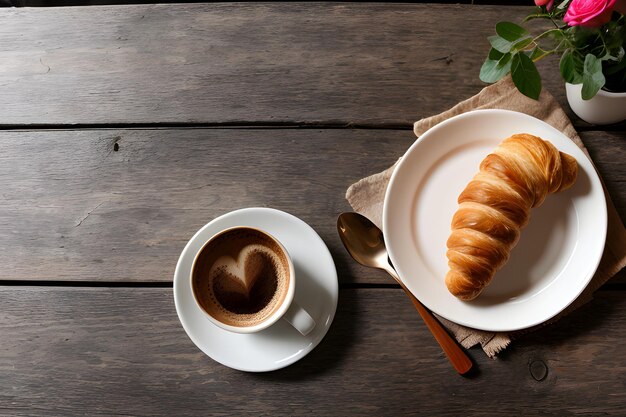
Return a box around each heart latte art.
[210,245,282,314]
[192,228,290,328]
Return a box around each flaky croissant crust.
[445,134,578,300]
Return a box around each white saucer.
[173,208,338,372]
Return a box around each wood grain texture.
[0,128,623,283]
[14,0,536,7]
[1,287,625,416]
[0,3,576,127]
[0,128,403,282]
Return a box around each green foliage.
[480,2,626,100]
[560,50,583,84]
[489,22,532,53]
[511,53,542,100]
[480,49,513,83]
[581,54,605,99]
[496,22,528,41]
[526,46,550,61]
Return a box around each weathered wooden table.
[1,3,625,415]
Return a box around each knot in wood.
[529,360,548,381]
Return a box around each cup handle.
[282,301,316,336]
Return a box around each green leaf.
[600,47,624,62]
[560,50,583,84]
[569,26,597,49]
[489,34,533,54]
[581,54,606,100]
[526,46,551,61]
[603,20,625,52]
[511,53,542,100]
[489,22,532,54]
[600,53,617,62]
[604,51,626,75]
[480,50,513,83]
[488,48,505,61]
[555,0,570,11]
[495,22,528,42]
[512,36,534,51]
[489,35,513,53]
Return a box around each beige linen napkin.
[346,77,626,357]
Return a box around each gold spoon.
[337,212,473,375]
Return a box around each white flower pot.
[565,82,626,125]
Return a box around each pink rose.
[564,0,618,28]
[535,0,555,10]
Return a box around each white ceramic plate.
[383,110,607,332]
[174,208,338,372]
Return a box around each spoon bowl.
[337,212,390,272]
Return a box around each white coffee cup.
[190,226,316,336]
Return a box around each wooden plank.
[10,0,537,6]
[0,128,404,282]
[585,131,626,285]
[0,3,575,126]
[583,131,626,217]
[1,287,625,415]
[0,128,623,283]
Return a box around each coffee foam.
[192,228,290,328]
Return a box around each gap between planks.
[0,121,622,132]
[0,280,624,291]
[0,280,398,289]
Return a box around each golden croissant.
[445,133,578,300]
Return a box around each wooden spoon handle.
[385,266,473,375]
[408,290,473,374]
